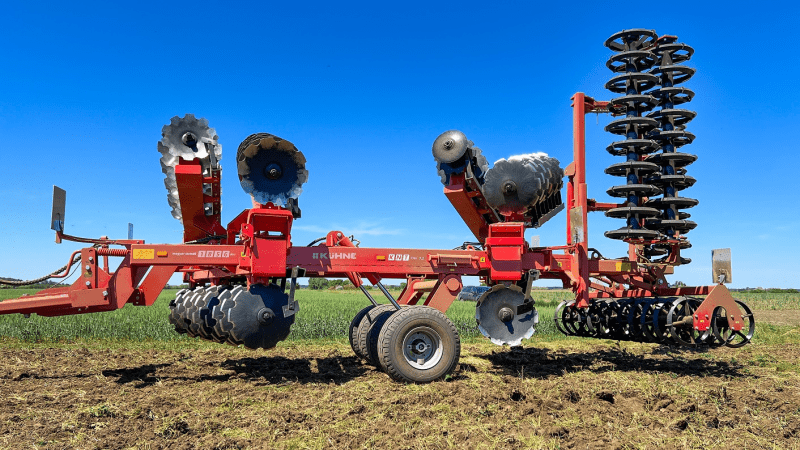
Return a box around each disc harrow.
[645,37,699,260]
[0,29,755,385]
[603,29,662,241]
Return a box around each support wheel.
[711,300,755,348]
[377,306,460,383]
[356,304,396,365]
[349,305,375,360]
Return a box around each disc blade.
[432,130,469,164]
[226,283,295,349]
[237,133,308,207]
[475,285,538,346]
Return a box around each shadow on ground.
[102,354,370,387]
[478,345,750,379]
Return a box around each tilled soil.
[1,341,799,449]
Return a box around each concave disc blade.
[475,285,538,346]
[227,283,296,349]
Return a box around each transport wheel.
[349,305,375,360]
[377,305,460,383]
[356,304,397,366]
[711,300,755,348]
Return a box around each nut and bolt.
[85,281,91,287]
[102,291,108,297]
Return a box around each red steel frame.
[0,93,745,334]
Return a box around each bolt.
[443,139,454,150]
[85,281,91,287]
[337,232,342,238]
[498,307,514,323]
[257,308,275,325]
[102,291,108,297]
[88,257,94,263]
[264,163,282,180]
[85,265,91,270]
[503,181,517,195]
[182,132,198,147]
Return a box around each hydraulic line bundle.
[0,29,754,383]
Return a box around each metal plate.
[50,186,66,232]
[712,248,732,284]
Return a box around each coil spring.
[602,29,663,241]
[644,37,698,261]
[96,248,129,257]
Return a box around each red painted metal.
[175,160,225,243]
[0,91,741,336]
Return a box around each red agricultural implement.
[0,29,753,383]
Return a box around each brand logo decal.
[313,252,357,260]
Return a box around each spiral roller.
[602,29,662,241]
[644,36,699,260]
[553,296,755,348]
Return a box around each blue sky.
[1,2,797,289]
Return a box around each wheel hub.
[402,327,443,370]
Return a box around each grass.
[0,287,796,347]
[1,289,799,449]
[0,288,563,344]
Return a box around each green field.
[0,288,796,346]
[0,288,567,344]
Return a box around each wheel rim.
[402,326,444,370]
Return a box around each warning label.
[132,249,155,260]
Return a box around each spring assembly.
[602,29,663,241]
[644,36,698,260]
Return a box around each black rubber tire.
[377,306,460,383]
[356,304,396,366]
[366,307,398,366]
[349,305,375,360]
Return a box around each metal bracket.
[283,266,304,317]
[518,269,539,314]
[51,186,66,232]
[712,248,732,284]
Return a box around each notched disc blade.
[226,283,295,349]
[237,133,308,207]
[432,130,469,164]
[475,285,538,346]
